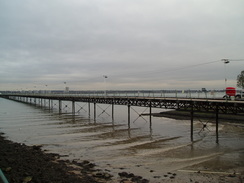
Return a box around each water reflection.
[0,98,243,181]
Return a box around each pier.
[1,93,244,143]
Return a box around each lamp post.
[64,82,67,93]
[45,85,48,94]
[222,59,229,88]
[103,75,108,96]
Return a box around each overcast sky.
[0,0,243,91]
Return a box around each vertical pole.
[41,98,43,107]
[49,99,51,110]
[149,101,152,125]
[59,100,62,113]
[72,100,75,115]
[112,103,114,122]
[88,102,91,118]
[190,103,194,142]
[216,105,219,144]
[51,100,53,110]
[94,103,96,121]
[128,104,131,128]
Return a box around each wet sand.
[1,131,243,183]
[0,132,152,183]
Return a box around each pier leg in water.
[94,103,96,121]
[59,100,62,113]
[191,105,194,141]
[128,104,131,128]
[112,103,114,122]
[149,101,152,125]
[72,101,75,115]
[216,105,219,143]
[88,102,91,118]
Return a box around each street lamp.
[222,59,229,88]
[64,82,67,93]
[103,75,108,96]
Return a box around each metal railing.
[0,90,227,99]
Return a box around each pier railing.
[0,90,228,99]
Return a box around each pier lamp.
[64,82,66,93]
[222,59,229,88]
[103,75,108,96]
[45,85,48,94]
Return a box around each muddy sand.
[1,131,243,183]
[1,107,244,183]
[0,132,153,183]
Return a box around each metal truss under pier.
[1,94,244,143]
[2,94,244,114]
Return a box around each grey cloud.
[0,0,243,90]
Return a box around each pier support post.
[128,104,131,128]
[112,103,114,122]
[72,101,75,115]
[51,100,53,110]
[94,103,96,121]
[49,99,51,110]
[149,101,152,125]
[216,105,219,143]
[88,102,91,117]
[59,100,62,113]
[190,104,194,141]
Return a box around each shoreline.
[0,132,104,183]
[0,132,152,183]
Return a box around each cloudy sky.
[0,0,243,91]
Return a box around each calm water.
[0,97,243,181]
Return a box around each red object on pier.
[226,87,236,96]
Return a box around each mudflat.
[0,132,108,183]
[1,131,243,183]
[0,133,152,183]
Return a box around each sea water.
[0,97,243,181]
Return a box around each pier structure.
[1,93,244,143]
